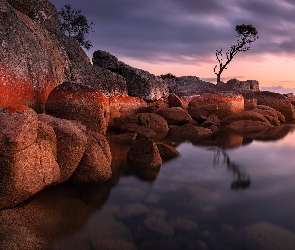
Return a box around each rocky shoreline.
[1,0,295,211]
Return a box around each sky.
[50,0,295,93]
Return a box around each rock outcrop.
[0,0,127,112]
[217,78,259,91]
[119,62,170,101]
[157,107,192,125]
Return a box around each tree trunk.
[217,74,221,83]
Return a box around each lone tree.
[214,24,258,83]
[58,4,94,50]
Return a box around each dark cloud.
[50,0,295,64]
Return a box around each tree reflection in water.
[213,148,251,190]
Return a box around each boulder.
[38,114,88,183]
[119,62,169,101]
[108,95,147,129]
[188,104,219,122]
[168,124,212,138]
[222,111,272,126]
[188,92,244,119]
[168,93,183,108]
[156,143,180,161]
[253,108,280,126]
[0,0,127,112]
[120,124,157,139]
[158,107,192,125]
[200,114,221,128]
[256,105,285,123]
[242,91,295,121]
[136,113,169,136]
[29,0,61,33]
[127,139,162,168]
[227,120,272,133]
[0,105,38,151]
[71,131,112,182]
[0,106,60,209]
[167,76,216,96]
[92,50,120,72]
[45,82,109,135]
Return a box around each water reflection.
[213,149,251,190]
[1,125,295,249]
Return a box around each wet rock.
[227,120,272,133]
[45,82,110,135]
[168,93,183,107]
[70,130,112,183]
[200,114,221,128]
[156,143,180,161]
[222,110,272,126]
[158,107,192,125]
[120,62,169,101]
[120,123,157,139]
[136,112,169,137]
[38,114,88,183]
[188,92,244,119]
[169,124,212,139]
[127,139,162,169]
[188,104,219,122]
[110,133,137,144]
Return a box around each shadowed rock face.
[0,0,127,112]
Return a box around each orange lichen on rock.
[189,92,244,118]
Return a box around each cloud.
[261,86,295,94]
[50,0,295,64]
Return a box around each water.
[2,125,295,249]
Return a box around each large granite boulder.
[119,62,169,101]
[136,113,169,137]
[0,106,59,209]
[71,130,112,182]
[188,92,244,119]
[120,124,157,139]
[38,114,88,183]
[45,82,110,135]
[222,111,272,127]
[0,0,127,112]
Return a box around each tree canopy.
[58,4,94,50]
[214,24,259,83]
